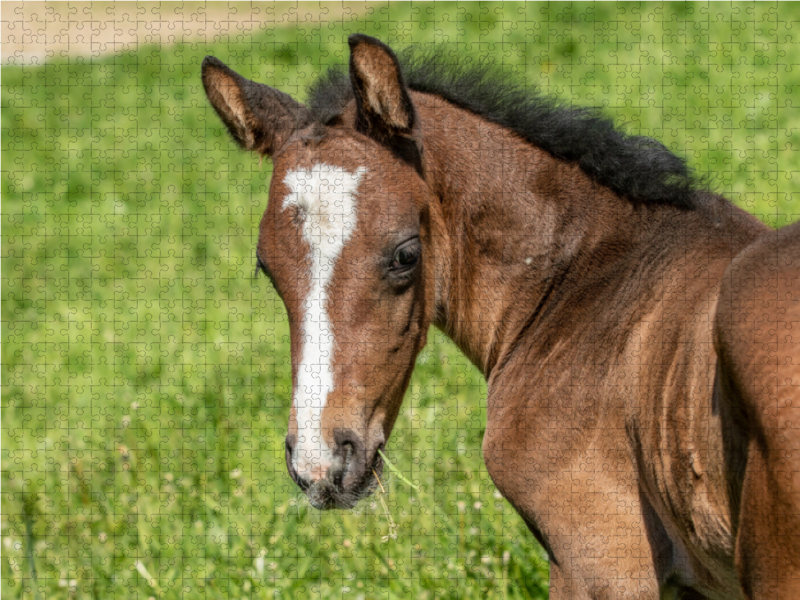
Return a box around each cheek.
[331,290,423,389]
[331,281,418,342]
[386,294,423,353]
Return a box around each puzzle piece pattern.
[3,4,799,599]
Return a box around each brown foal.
[202,34,800,599]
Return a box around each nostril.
[331,442,354,488]
[342,441,355,468]
[333,429,363,456]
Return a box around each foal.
[202,34,800,599]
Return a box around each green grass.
[3,3,800,599]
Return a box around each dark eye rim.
[388,237,421,274]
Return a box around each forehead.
[281,162,365,226]
[268,133,421,225]
[257,132,423,270]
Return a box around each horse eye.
[389,240,420,272]
[395,248,416,265]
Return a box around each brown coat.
[203,34,800,599]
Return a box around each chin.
[305,453,384,511]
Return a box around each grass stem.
[373,470,398,541]
[377,449,420,492]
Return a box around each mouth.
[306,444,385,510]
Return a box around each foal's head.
[203,35,436,508]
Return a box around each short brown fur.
[202,37,800,599]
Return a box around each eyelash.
[389,239,420,273]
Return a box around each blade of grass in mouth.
[377,449,420,492]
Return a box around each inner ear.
[202,61,254,148]
[202,56,310,156]
[348,34,415,136]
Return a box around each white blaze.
[282,163,366,480]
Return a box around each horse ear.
[202,56,310,156]
[348,34,415,138]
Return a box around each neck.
[412,92,697,379]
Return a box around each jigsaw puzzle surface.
[3,3,800,599]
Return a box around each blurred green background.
[4,2,800,599]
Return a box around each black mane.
[307,46,706,210]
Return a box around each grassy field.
[4,3,800,599]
